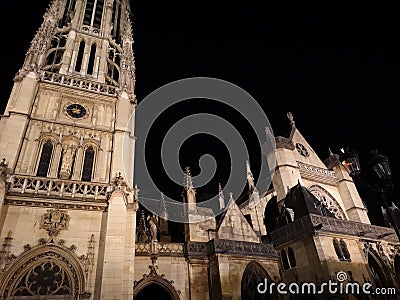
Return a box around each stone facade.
[0,0,400,299]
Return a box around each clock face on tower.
[66,103,87,119]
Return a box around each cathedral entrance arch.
[0,244,86,299]
[367,252,391,288]
[133,276,180,300]
[241,261,278,300]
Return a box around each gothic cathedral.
[0,0,399,299]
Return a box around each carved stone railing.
[40,71,117,96]
[185,239,278,259]
[7,175,109,200]
[135,242,184,256]
[297,162,338,183]
[270,214,399,246]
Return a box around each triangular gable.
[216,195,259,243]
[289,126,327,168]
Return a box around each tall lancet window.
[81,146,95,182]
[83,0,104,29]
[87,44,97,75]
[111,1,122,44]
[60,0,76,27]
[93,0,104,29]
[75,41,86,72]
[36,140,54,177]
[83,0,94,26]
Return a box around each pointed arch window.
[60,0,76,27]
[81,146,95,182]
[287,247,296,268]
[36,140,54,177]
[75,41,85,72]
[340,239,351,261]
[111,1,122,44]
[333,238,351,261]
[83,0,94,26]
[93,0,104,29]
[83,0,104,29]
[87,44,97,75]
[333,238,343,260]
[280,250,290,270]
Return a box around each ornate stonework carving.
[133,255,181,298]
[275,136,295,150]
[308,185,345,219]
[40,209,70,237]
[0,232,16,272]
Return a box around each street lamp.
[340,147,361,177]
[340,148,400,240]
[369,149,392,186]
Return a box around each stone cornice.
[270,214,399,247]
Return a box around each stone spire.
[159,192,168,220]
[184,166,194,190]
[218,183,225,210]
[246,160,255,192]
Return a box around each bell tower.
[1,0,136,186]
[0,0,138,298]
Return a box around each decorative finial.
[184,166,194,190]
[246,160,255,191]
[159,192,168,220]
[287,112,295,127]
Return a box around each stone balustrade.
[7,175,109,200]
[41,71,117,96]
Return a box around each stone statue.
[60,145,76,179]
[147,214,159,242]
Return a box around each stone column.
[48,142,62,178]
[71,146,84,180]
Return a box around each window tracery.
[309,185,345,219]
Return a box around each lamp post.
[340,148,400,240]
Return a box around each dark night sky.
[0,2,399,221]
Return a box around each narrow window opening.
[36,141,53,177]
[81,146,95,182]
[75,41,85,72]
[87,44,97,75]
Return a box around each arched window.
[87,44,97,75]
[333,238,351,261]
[60,0,76,27]
[340,239,351,261]
[83,0,94,26]
[93,0,104,29]
[241,262,278,300]
[280,250,290,270]
[75,41,85,72]
[83,0,104,28]
[333,238,343,260]
[111,1,122,44]
[287,247,296,268]
[81,146,95,182]
[36,140,54,177]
